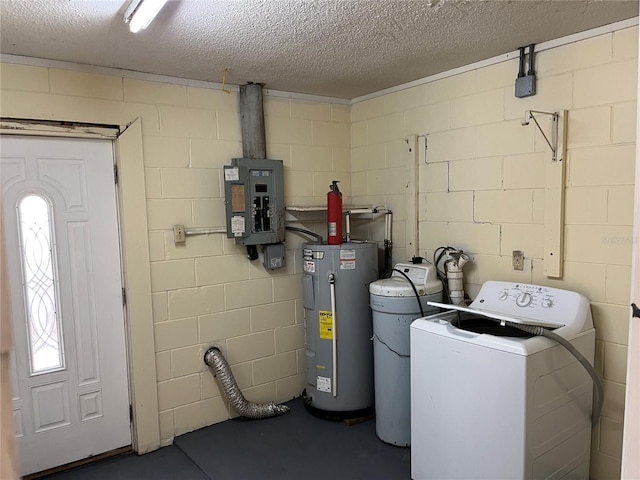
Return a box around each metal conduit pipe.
[204,347,290,419]
[285,226,323,244]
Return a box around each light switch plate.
[174,225,186,245]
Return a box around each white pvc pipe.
[385,212,392,242]
[329,273,338,397]
[446,253,470,306]
[347,208,376,214]
[344,208,392,244]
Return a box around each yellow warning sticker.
[319,310,333,339]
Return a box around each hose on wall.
[203,347,290,419]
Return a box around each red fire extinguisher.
[327,180,342,245]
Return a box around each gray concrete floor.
[43,398,410,480]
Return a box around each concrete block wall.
[0,64,350,444]
[350,26,637,479]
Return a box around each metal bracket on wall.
[521,110,564,162]
[521,109,568,278]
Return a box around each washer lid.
[370,277,442,297]
[426,302,565,328]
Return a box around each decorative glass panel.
[18,195,64,374]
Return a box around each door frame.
[622,21,640,477]
[1,118,161,454]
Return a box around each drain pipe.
[344,208,393,268]
[345,208,375,243]
[384,211,392,272]
[204,347,290,419]
[445,250,470,306]
[329,273,338,397]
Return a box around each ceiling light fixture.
[125,0,168,33]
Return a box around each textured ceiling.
[0,0,638,99]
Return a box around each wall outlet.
[174,225,186,245]
[512,250,524,270]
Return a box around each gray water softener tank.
[301,242,378,417]
[369,263,443,446]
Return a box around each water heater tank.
[301,242,378,417]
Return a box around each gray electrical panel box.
[224,158,285,246]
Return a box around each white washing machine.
[410,281,596,480]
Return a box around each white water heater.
[301,242,378,417]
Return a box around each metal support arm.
[521,110,560,161]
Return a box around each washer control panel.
[470,281,590,327]
[495,284,554,309]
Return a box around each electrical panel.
[224,158,285,246]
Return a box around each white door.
[1,135,131,476]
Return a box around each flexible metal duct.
[203,347,290,419]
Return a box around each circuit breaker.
[224,158,285,246]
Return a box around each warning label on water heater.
[319,311,333,339]
[317,376,331,393]
[339,249,356,270]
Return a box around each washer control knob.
[516,292,533,307]
[498,291,509,301]
[542,298,553,308]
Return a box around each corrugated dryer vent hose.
[204,347,291,419]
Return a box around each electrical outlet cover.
[512,250,524,270]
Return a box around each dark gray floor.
[44,445,208,480]
[43,398,411,480]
